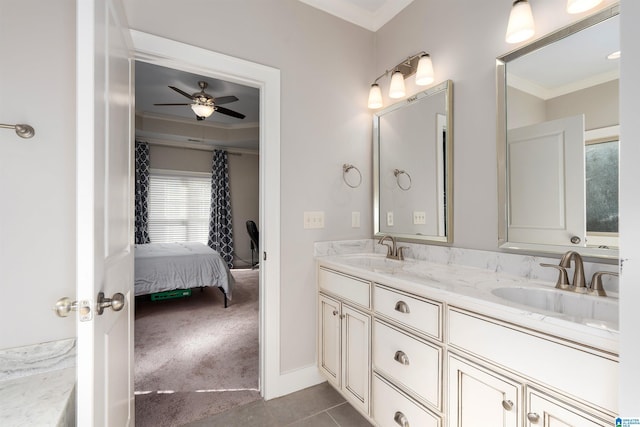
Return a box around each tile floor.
[181,382,373,426]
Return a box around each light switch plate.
[387,211,394,226]
[413,211,426,225]
[304,211,325,229]
[352,211,360,228]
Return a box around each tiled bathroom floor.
[181,382,373,426]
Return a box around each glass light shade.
[389,71,406,99]
[505,0,535,44]
[368,84,383,109]
[191,103,215,118]
[566,0,602,14]
[415,54,434,86]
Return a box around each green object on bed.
[150,289,192,301]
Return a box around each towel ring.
[394,169,412,191]
[343,164,362,188]
[0,123,35,139]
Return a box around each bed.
[134,242,234,307]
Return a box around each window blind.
[147,171,211,245]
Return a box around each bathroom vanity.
[316,252,617,426]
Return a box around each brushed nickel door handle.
[96,292,125,315]
[394,350,410,365]
[394,300,410,314]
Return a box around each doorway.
[130,29,282,415]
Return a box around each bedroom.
[133,60,262,424]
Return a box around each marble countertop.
[317,253,619,355]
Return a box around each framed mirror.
[374,80,453,243]
[497,5,619,259]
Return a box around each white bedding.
[134,242,234,300]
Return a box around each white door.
[76,0,134,425]
[507,115,585,246]
[342,304,370,415]
[318,294,341,389]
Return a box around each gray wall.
[0,0,76,349]
[148,143,259,268]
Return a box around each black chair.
[246,220,259,268]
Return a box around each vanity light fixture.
[505,0,535,44]
[566,0,602,14]
[190,103,215,118]
[367,52,434,109]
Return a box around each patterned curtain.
[134,141,151,244]
[208,150,234,268]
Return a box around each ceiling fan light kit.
[154,80,245,121]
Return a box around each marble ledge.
[0,367,75,427]
[0,338,75,382]
[314,239,620,295]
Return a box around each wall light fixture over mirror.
[497,5,619,259]
[374,80,453,243]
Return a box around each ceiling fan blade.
[215,106,246,119]
[154,103,191,106]
[169,86,195,100]
[213,95,239,105]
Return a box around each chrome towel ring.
[343,164,362,188]
[1,123,35,139]
[394,169,412,191]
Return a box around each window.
[148,170,211,245]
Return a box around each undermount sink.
[491,287,618,329]
[339,253,406,273]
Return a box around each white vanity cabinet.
[448,354,521,426]
[316,257,618,427]
[318,268,371,416]
[448,307,616,426]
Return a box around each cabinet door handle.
[501,399,514,411]
[394,300,410,314]
[332,310,338,316]
[393,410,410,427]
[527,412,540,423]
[394,350,410,365]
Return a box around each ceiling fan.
[154,80,246,121]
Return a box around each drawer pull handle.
[502,399,514,411]
[394,350,410,365]
[332,310,338,316]
[394,411,410,427]
[527,412,540,423]
[394,300,410,314]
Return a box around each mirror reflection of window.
[585,133,619,248]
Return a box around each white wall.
[619,0,640,414]
[0,0,76,349]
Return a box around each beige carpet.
[134,269,260,427]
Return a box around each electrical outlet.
[352,211,360,228]
[387,211,394,226]
[413,211,426,225]
[304,211,325,229]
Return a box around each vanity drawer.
[448,308,618,413]
[373,374,441,427]
[373,320,441,409]
[319,267,370,308]
[374,284,441,340]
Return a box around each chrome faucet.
[377,234,406,260]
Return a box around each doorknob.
[96,292,125,315]
[55,297,92,321]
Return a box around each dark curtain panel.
[134,140,151,244]
[208,149,234,268]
